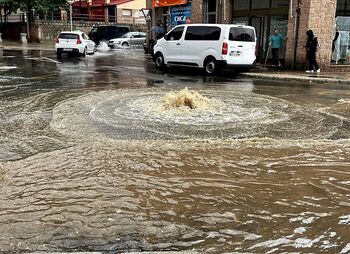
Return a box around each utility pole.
[68,0,73,31]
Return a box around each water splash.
[97,42,110,52]
[162,87,219,110]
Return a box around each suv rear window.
[229,27,255,42]
[59,33,79,39]
[185,26,221,40]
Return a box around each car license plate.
[63,48,73,52]
[230,51,241,57]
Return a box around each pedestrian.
[305,29,320,73]
[269,29,285,67]
[157,23,165,39]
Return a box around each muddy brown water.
[0,49,349,253]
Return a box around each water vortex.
[50,88,341,140]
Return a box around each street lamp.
[67,0,74,31]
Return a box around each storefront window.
[271,0,290,8]
[232,16,249,25]
[251,0,269,9]
[204,0,216,23]
[270,15,288,62]
[332,1,350,65]
[233,0,250,10]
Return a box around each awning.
[152,0,187,8]
[72,0,132,8]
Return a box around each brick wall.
[191,0,203,23]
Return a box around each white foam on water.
[338,98,350,103]
[340,243,350,253]
[0,66,17,70]
[249,237,292,249]
[339,214,350,225]
[294,227,306,234]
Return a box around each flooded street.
[0,48,350,253]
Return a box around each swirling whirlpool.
[51,88,341,140]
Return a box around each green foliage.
[0,0,20,14]
[0,0,68,14]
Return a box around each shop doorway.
[204,0,216,23]
[251,16,266,62]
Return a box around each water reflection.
[0,49,350,253]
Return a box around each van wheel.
[56,52,62,59]
[122,42,129,48]
[155,53,165,70]
[81,48,87,57]
[204,57,217,75]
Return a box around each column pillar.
[285,0,337,70]
[104,0,110,22]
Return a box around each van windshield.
[229,27,255,42]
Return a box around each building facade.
[146,0,350,71]
[72,0,146,24]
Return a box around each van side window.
[166,26,184,41]
[229,27,255,42]
[185,26,221,40]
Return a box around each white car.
[55,31,96,58]
[107,32,146,48]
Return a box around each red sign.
[152,0,187,7]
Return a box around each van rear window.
[59,33,79,39]
[185,26,221,41]
[229,27,255,42]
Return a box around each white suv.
[55,31,96,58]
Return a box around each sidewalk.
[0,40,55,51]
[241,67,350,85]
[1,40,350,84]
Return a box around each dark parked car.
[88,25,131,44]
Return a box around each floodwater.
[0,48,349,253]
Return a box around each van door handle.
[177,43,181,45]
[238,45,243,47]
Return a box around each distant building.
[72,0,146,24]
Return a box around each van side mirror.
[164,34,168,40]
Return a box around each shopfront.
[232,0,290,64]
[151,0,192,32]
[332,0,350,65]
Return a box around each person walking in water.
[269,29,285,66]
[305,29,320,73]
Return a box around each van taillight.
[55,38,59,43]
[76,38,82,44]
[222,42,228,55]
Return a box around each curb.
[240,72,350,85]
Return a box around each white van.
[153,24,257,74]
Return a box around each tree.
[0,0,68,40]
[0,0,68,18]
[0,0,20,16]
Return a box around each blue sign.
[170,3,192,28]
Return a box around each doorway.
[204,0,216,23]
